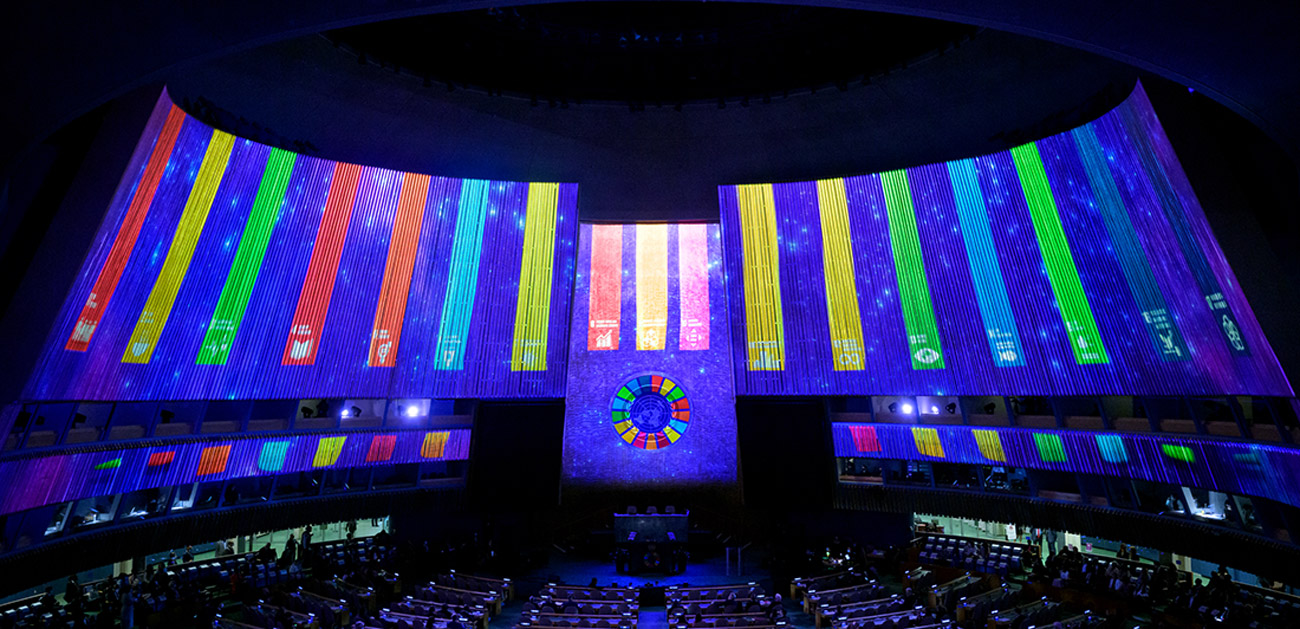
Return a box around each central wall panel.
[561,223,738,494]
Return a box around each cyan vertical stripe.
[946,159,1026,367]
[433,179,490,370]
[1072,125,1189,362]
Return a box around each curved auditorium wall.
[0,428,470,517]
[24,90,578,401]
[831,422,1300,509]
[719,81,1291,397]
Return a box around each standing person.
[283,534,298,565]
[182,545,195,563]
[119,578,136,629]
[302,525,313,551]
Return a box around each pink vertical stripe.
[587,224,623,350]
[678,223,710,350]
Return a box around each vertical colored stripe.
[588,223,623,350]
[973,429,1007,462]
[1072,126,1189,362]
[1032,432,1068,463]
[736,184,785,370]
[197,147,298,365]
[1117,106,1249,357]
[636,223,669,350]
[146,451,175,467]
[66,105,187,351]
[366,435,397,463]
[421,431,449,458]
[1010,142,1109,365]
[312,436,347,468]
[1096,435,1128,464]
[912,427,945,458]
[1162,444,1196,463]
[816,178,866,370]
[123,129,236,364]
[196,445,232,475]
[511,182,560,371]
[850,425,881,453]
[281,162,363,366]
[678,223,710,351]
[433,179,490,370]
[257,440,292,472]
[880,170,946,370]
[946,159,1026,367]
[368,173,431,367]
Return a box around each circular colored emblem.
[611,373,690,450]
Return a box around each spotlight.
[946,403,958,415]
[900,403,914,415]
[159,410,175,424]
[983,403,997,415]
[888,403,898,414]
[405,406,419,418]
[351,406,362,418]
[929,406,938,415]
[341,409,351,419]
[301,406,315,419]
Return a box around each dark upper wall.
[163,31,1135,221]
[2,1,1298,173]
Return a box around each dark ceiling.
[2,0,1297,173]
[324,4,977,104]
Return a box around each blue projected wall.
[719,82,1290,397]
[831,422,1300,510]
[561,223,738,490]
[24,90,577,402]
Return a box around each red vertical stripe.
[282,162,363,365]
[365,435,397,463]
[850,426,881,453]
[678,223,711,350]
[588,224,623,350]
[147,451,175,467]
[65,105,187,351]
[368,173,431,367]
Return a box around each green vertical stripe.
[880,170,945,370]
[1009,143,1108,365]
[196,148,297,365]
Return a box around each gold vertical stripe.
[973,429,1006,462]
[511,182,559,371]
[635,223,668,350]
[122,130,236,364]
[736,184,785,370]
[816,178,866,371]
[912,427,946,458]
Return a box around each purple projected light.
[25,89,577,401]
[718,82,1289,397]
[562,223,738,491]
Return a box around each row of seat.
[434,571,514,601]
[542,586,637,602]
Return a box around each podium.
[614,510,689,574]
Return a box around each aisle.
[638,608,670,629]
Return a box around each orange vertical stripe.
[368,173,430,367]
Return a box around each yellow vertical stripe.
[312,436,347,468]
[636,223,668,350]
[816,178,866,371]
[122,130,235,364]
[912,427,945,458]
[421,431,449,458]
[736,184,785,370]
[511,182,559,371]
[973,429,1007,462]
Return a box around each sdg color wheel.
[611,373,690,450]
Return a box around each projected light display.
[831,422,1300,509]
[719,82,1290,396]
[563,224,737,490]
[0,429,470,517]
[26,90,577,401]
[610,373,691,450]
